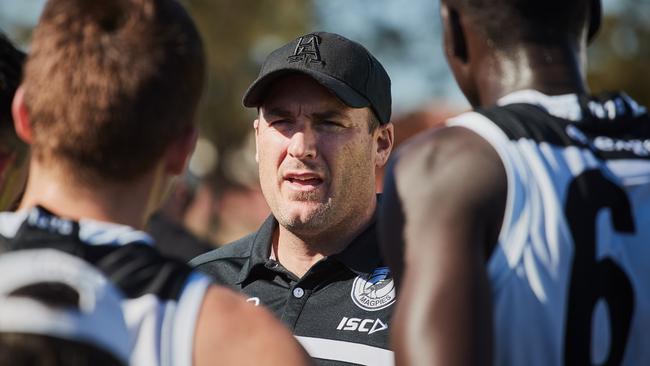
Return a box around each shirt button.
[293,287,305,298]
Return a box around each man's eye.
[321,120,343,128]
[269,119,289,126]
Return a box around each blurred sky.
[0,0,641,113]
[314,0,456,112]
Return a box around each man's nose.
[287,126,318,159]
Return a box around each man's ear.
[253,118,260,163]
[441,2,481,106]
[441,3,468,64]
[165,126,198,175]
[374,122,394,168]
[12,86,33,144]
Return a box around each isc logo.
[336,317,388,335]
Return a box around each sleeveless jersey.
[0,206,212,366]
[448,90,650,366]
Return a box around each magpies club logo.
[351,267,396,311]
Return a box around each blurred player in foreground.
[380,0,650,364]
[0,0,311,365]
[0,250,129,366]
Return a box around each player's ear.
[374,122,394,168]
[253,118,260,163]
[587,0,602,43]
[165,126,198,175]
[441,2,480,106]
[12,86,33,144]
[441,3,468,64]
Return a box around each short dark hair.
[23,0,205,182]
[368,110,381,133]
[447,0,593,48]
[0,282,124,366]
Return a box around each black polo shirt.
[191,212,396,366]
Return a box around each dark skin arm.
[379,126,507,366]
[194,286,314,366]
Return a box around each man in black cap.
[192,32,395,366]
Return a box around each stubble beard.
[276,195,334,234]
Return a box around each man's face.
[255,74,384,237]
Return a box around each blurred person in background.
[380,0,650,365]
[0,0,312,365]
[0,33,28,211]
[0,249,130,366]
[192,31,396,366]
[148,173,214,262]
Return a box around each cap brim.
[243,68,370,109]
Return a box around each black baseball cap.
[243,31,392,124]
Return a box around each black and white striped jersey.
[448,90,650,366]
[0,206,212,366]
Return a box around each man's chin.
[285,190,326,202]
[276,200,333,231]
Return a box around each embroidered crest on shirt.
[351,267,396,311]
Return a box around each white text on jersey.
[336,317,388,335]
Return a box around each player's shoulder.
[388,111,507,215]
[392,111,498,180]
[194,285,313,366]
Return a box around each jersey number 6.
[564,169,636,365]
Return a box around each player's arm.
[381,126,507,366]
[194,286,314,366]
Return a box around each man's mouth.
[283,172,324,190]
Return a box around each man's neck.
[476,43,588,106]
[272,199,377,278]
[18,161,163,229]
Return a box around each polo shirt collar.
[236,214,276,284]
[330,213,382,276]
[236,204,382,284]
